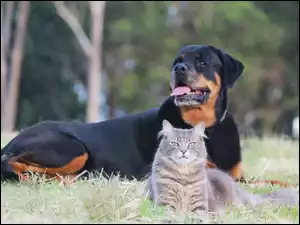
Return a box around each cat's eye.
[188,142,196,148]
[170,141,180,147]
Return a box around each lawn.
[1,132,299,224]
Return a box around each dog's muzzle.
[170,64,211,106]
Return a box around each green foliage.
[15,1,299,136]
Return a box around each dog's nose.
[174,63,188,74]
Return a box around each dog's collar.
[220,109,227,123]
[216,86,228,124]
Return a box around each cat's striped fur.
[151,154,211,214]
[148,120,215,214]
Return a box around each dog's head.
[169,45,244,127]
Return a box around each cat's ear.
[162,120,173,134]
[194,121,206,137]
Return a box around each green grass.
[1,132,299,224]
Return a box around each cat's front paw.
[189,209,209,224]
[194,208,208,216]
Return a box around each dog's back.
[1,108,162,181]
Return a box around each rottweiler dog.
[1,45,245,182]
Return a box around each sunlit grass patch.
[1,133,299,224]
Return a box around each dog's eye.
[170,141,180,147]
[173,59,183,68]
[196,60,206,69]
[175,56,184,63]
[188,142,196,148]
[198,61,205,66]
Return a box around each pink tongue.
[171,86,191,96]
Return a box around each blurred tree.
[54,1,106,122]
[1,1,14,112]
[254,1,299,136]
[1,1,296,138]
[1,1,30,132]
[16,1,87,128]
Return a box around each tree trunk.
[108,71,117,119]
[53,1,106,122]
[87,1,106,122]
[106,55,123,119]
[1,1,14,129]
[1,5,7,109]
[2,1,30,132]
[1,28,7,116]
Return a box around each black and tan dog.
[0,45,249,183]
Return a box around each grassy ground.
[1,132,299,224]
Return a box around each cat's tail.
[238,177,299,207]
[237,177,297,188]
[260,187,299,208]
[234,181,299,209]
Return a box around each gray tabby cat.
[147,120,222,215]
[146,120,299,215]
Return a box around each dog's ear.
[209,46,244,88]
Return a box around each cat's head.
[158,120,208,166]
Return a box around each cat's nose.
[180,149,187,155]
